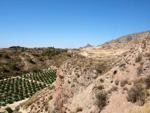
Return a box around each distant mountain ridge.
[97,30,150,49]
[84,43,93,47]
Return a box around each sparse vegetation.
[115,79,119,85]
[137,65,143,76]
[5,107,13,113]
[3,53,10,59]
[97,85,104,90]
[1,66,7,73]
[144,76,150,89]
[127,82,147,106]
[38,57,43,61]
[123,87,128,91]
[41,48,62,57]
[144,53,150,57]
[97,69,102,74]
[64,49,68,53]
[11,63,18,70]
[96,91,107,110]
[120,80,128,87]
[110,86,118,91]
[100,78,104,83]
[76,107,83,112]
[142,40,146,49]
[28,57,33,63]
[67,53,71,57]
[0,47,72,78]
[135,54,142,63]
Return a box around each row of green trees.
[0,70,57,107]
[22,70,57,84]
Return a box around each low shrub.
[137,66,143,76]
[120,80,128,87]
[127,83,147,106]
[38,57,43,61]
[97,85,104,90]
[123,87,128,91]
[100,78,104,83]
[76,107,83,112]
[15,106,20,111]
[5,107,13,113]
[96,91,107,110]
[144,76,150,89]
[11,63,18,70]
[115,79,119,85]
[3,53,10,59]
[67,53,71,57]
[28,57,33,63]
[135,55,142,63]
[144,53,150,57]
[110,86,118,91]
[97,69,102,74]
[64,49,68,53]
[1,66,8,73]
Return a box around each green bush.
[97,69,102,74]
[48,56,51,59]
[67,53,71,57]
[56,50,60,55]
[5,107,13,113]
[11,63,18,70]
[38,57,43,61]
[3,54,10,59]
[64,49,68,53]
[32,53,39,57]
[28,57,33,63]
[41,49,51,56]
[21,48,24,52]
[1,66,7,73]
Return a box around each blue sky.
[0,0,150,48]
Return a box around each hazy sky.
[0,0,150,48]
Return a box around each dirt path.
[19,55,28,70]
[0,98,29,111]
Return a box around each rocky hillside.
[79,30,150,59]
[0,46,75,79]
[5,30,150,113]
[98,30,150,49]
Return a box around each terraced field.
[0,70,57,107]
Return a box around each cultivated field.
[0,70,57,108]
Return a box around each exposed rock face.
[52,63,99,113]
[19,61,101,113]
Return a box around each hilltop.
[0,47,76,79]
